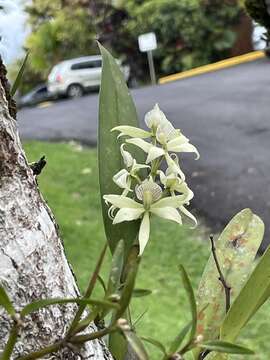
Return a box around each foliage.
[96,0,242,78]
[24,1,97,79]
[23,0,242,88]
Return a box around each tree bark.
[0,75,112,358]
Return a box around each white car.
[252,23,267,50]
[48,55,130,98]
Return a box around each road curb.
[159,51,265,84]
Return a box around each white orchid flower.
[127,129,199,160]
[126,132,199,180]
[113,145,149,192]
[111,104,171,139]
[111,125,151,139]
[159,169,192,198]
[104,179,190,255]
[144,103,170,131]
[120,143,134,168]
[159,169,197,227]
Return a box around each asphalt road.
[18,58,270,249]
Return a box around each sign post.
[138,32,157,85]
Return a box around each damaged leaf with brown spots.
[193,209,264,359]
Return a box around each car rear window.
[71,60,102,70]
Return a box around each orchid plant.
[104,104,198,255]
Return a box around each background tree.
[93,0,242,79]
[0,58,112,359]
[21,0,243,90]
[23,0,97,83]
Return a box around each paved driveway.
[18,58,270,249]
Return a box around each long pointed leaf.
[109,247,139,360]
[220,242,270,343]
[200,340,254,355]
[98,43,142,254]
[21,298,119,317]
[168,322,191,354]
[132,289,152,298]
[0,286,16,316]
[141,336,167,355]
[115,252,139,320]
[179,265,197,345]
[122,330,149,360]
[106,239,125,297]
[11,52,29,97]
[1,325,19,360]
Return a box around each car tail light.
[56,74,63,83]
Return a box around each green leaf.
[21,298,119,317]
[106,239,125,297]
[98,43,142,254]
[97,274,107,293]
[122,330,149,360]
[220,242,270,343]
[109,245,140,359]
[109,331,128,360]
[195,209,264,346]
[11,52,29,97]
[115,250,139,320]
[1,325,19,360]
[200,340,254,355]
[133,308,148,327]
[141,336,167,355]
[179,265,197,345]
[132,289,152,298]
[72,308,100,335]
[0,286,16,317]
[168,322,191,354]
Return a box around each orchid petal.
[151,207,182,224]
[135,179,162,202]
[174,182,194,201]
[120,144,134,168]
[151,195,187,209]
[113,208,145,224]
[144,104,168,129]
[156,122,177,144]
[165,154,186,180]
[113,169,130,189]
[158,170,166,186]
[179,205,197,228]
[146,146,165,163]
[111,126,150,139]
[126,138,152,153]
[138,212,150,255]
[103,195,143,209]
[166,134,189,148]
[168,142,200,159]
[132,162,150,172]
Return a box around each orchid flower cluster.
[104,104,200,256]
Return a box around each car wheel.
[67,84,84,99]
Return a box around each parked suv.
[48,55,130,98]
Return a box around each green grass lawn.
[24,141,270,360]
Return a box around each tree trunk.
[0,73,112,358]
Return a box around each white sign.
[138,32,157,53]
